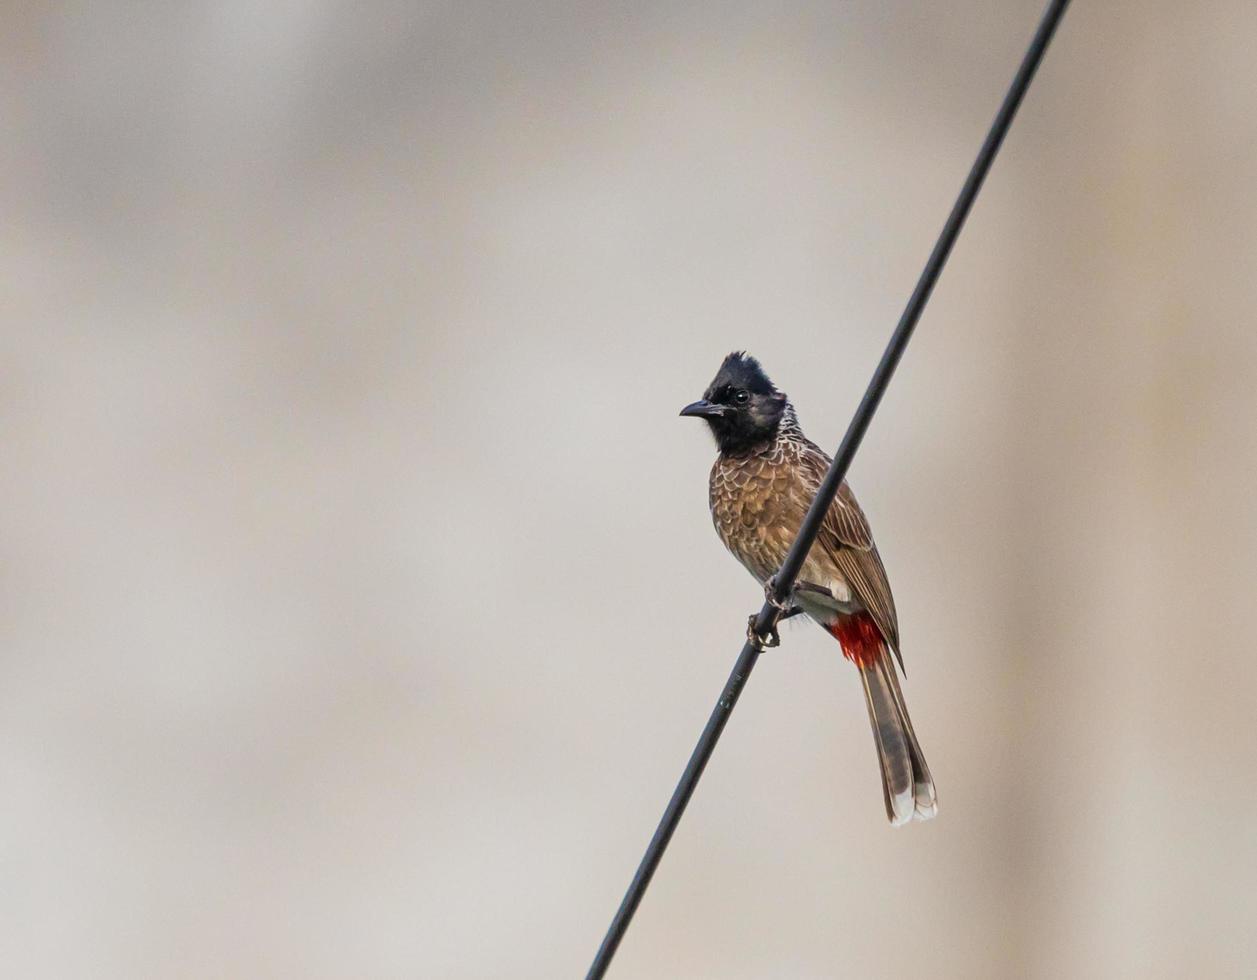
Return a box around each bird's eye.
[734,390,750,404]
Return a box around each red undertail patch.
[827,611,884,669]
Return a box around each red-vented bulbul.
[681,351,937,825]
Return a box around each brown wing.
[795,444,903,668]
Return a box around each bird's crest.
[709,351,779,397]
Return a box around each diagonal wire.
[586,1,1071,976]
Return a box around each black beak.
[679,399,730,420]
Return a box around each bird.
[680,351,936,826]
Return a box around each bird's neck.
[718,403,802,459]
[776,404,803,438]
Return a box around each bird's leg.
[777,604,805,623]
[747,576,804,650]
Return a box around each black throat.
[713,413,783,456]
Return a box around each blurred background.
[4,2,1256,977]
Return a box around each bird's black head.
[680,351,788,455]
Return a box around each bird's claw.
[763,575,790,613]
[747,614,780,651]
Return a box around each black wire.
[586,2,1071,976]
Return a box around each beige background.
[4,2,1257,977]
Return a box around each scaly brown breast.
[708,445,809,584]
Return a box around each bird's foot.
[747,614,780,651]
[748,577,806,650]
[763,575,790,612]
[747,603,805,651]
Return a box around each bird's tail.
[830,614,937,826]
